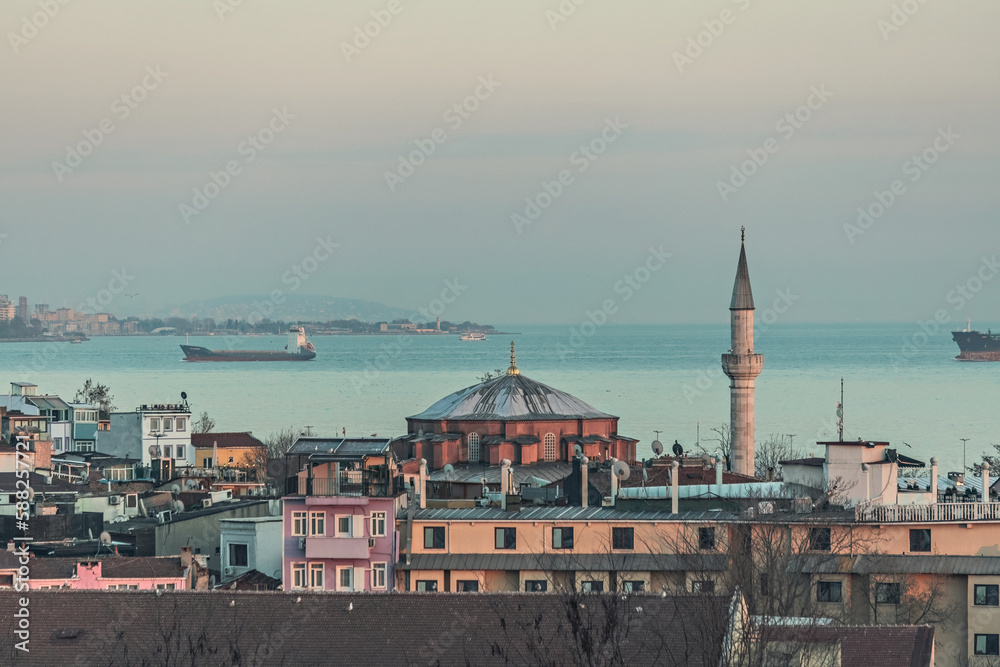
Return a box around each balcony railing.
[856,501,1000,523]
[286,469,404,498]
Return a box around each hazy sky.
[2,1,998,325]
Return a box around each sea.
[1,323,996,474]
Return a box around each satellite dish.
[99,532,112,545]
[613,460,631,481]
[180,391,187,400]
[170,484,181,495]
[443,464,455,474]
[651,440,663,456]
[574,444,583,456]
[672,440,684,457]
[479,496,489,507]
[173,500,185,513]
[148,445,160,457]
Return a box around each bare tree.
[754,433,801,480]
[192,411,215,434]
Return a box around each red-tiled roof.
[190,432,264,449]
[13,556,185,581]
[764,624,934,667]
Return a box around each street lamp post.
[961,438,971,472]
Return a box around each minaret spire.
[721,229,764,477]
[507,341,520,376]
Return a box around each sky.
[2,0,999,325]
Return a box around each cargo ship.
[181,327,316,362]
[952,320,1000,361]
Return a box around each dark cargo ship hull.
[952,331,1000,361]
[181,345,316,362]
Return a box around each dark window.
[457,580,479,592]
[525,580,548,592]
[552,527,574,549]
[699,527,716,550]
[581,580,603,593]
[976,634,1000,656]
[416,580,438,592]
[817,581,842,603]
[975,584,999,606]
[495,527,516,550]
[424,527,445,549]
[623,580,645,592]
[876,582,900,604]
[909,529,931,552]
[228,543,248,568]
[692,580,714,594]
[809,527,831,551]
[760,573,770,597]
[612,527,634,550]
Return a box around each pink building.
[0,552,199,590]
[282,438,404,593]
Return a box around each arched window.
[468,432,480,463]
[544,433,557,462]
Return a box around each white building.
[219,516,283,583]
[104,403,192,472]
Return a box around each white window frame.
[544,433,557,462]
[175,418,186,432]
[336,566,353,592]
[371,511,387,538]
[336,514,353,537]
[291,563,306,590]
[309,563,324,590]
[309,511,325,537]
[468,432,480,462]
[162,418,173,432]
[372,562,387,590]
[291,511,307,536]
[149,418,160,431]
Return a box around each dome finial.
[507,341,519,375]
[741,225,745,244]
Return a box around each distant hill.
[158,295,420,323]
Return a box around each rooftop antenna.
[696,422,700,448]
[961,438,970,471]
[836,378,844,442]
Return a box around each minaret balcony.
[721,353,764,378]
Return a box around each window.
[809,527,831,551]
[337,515,351,536]
[203,457,213,468]
[876,582,900,604]
[163,418,173,431]
[75,441,95,452]
[371,511,387,538]
[817,581,842,603]
[155,583,176,590]
[495,527,516,550]
[292,511,307,536]
[975,584,1000,606]
[228,543,248,568]
[612,527,634,550]
[149,418,160,431]
[310,563,325,590]
[175,418,186,432]
[909,529,931,552]
[544,433,557,462]
[372,563,387,590]
[581,580,604,593]
[525,580,548,592]
[161,445,172,459]
[125,494,137,509]
[977,635,1000,656]
[175,446,185,460]
[552,527,574,549]
[693,580,715,594]
[54,437,63,451]
[457,580,479,592]
[623,580,645,592]
[699,527,716,550]
[467,432,480,463]
[291,563,306,590]
[336,567,353,591]
[310,511,325,537]
[424,527,445,549]
[416,580,438,592]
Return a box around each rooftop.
[287,437,392,459]
[191,432,265,449]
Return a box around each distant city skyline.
[2,1,998,326]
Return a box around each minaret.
[721,227,764,477]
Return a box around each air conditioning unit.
[298,536,306,550]
[368,537,376,548]
[202,499,213,508]
[108,496,120,505]
[224,566,234,575]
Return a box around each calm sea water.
[1,323,996,473]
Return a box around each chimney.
[715,453,723,492]
[861,463,870,502]
[500,459,511,511]
[983,462,991,505]
[609,457,619,506]
[930,457,939,503]
[580,456,589,508]
[671,460,680,514]
[418,458,427,509]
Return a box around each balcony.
[305,536,371,560]
[286,469,404,498]
[856,501,1000,523]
